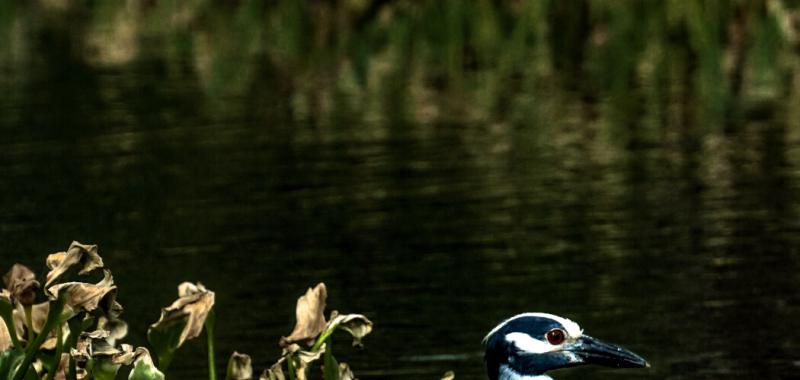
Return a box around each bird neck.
[498,365,552,380]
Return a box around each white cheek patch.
[505,332,552,354]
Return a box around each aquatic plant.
[0,242,373,380]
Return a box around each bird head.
[483,313,648,380]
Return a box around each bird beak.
[565,335,649,368]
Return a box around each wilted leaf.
[128,348,165,380]
[226,351,253,380]
[291,344,326,380]
[3,264,40,306]
[12,302,48,338]
[45,241,104,288]
[98,316,128,345]
[338,363,355,380]
[70,333,93,380]
[0,291,19,350]
[440,370,455,380]
[47,270,116,313]
[259,362,286,380]
[11,301,68,350]
[326,312,373,348]
[281,283,327,347]
[147,282,214,368]
[0,316,11,351]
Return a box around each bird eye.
[546,329,565,345]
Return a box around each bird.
[483,313,649,380]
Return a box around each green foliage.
[90,359,121,380]
[128,359,165,380]
[146,316,189,370]
[0,349,25,380]
[322,341,339,380]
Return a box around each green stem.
[44,325,64,380]
[24,304,34,345]
[286,355,297,380]
[0,300,22,350]
[12,297,65,380]
[205,310,217,380]
[67,356,77,380]
[311,326,337,352]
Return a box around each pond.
[1,1,800,379]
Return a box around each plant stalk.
[286,355,297,380]
[311,327,337,352]
[44,325,64,380]
[205,309,217,380]
[12,297,65,380]
[24,304,34,345]
[0,300,22,349]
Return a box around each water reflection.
[2,1,800,379]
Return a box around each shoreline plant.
[0,242,374,380]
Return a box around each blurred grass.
[0,0,798,139]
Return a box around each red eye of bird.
[546,329,566,345]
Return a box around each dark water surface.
[3,2,800,379]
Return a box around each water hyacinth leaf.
[146,312,188,369]
[225,351,252,380]
[44,242,104,289]
[281,283,327,347]
[147,282,214,369]
[128,349,165,380]
[3,265,40,306]
[47,270,116,313]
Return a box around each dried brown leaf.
[0,313,11,351]
[11,301,66,349]
[110,344,137,365]
[45,241,104,288]
[259,362,286,380]
[281,283,327,347]
[3,264,40,305]
[149,282,215,346]
[339,363,356,380]
[226,351,253,380]
[98,315,128,345]
[293,344,325,380]
[47,269,116,313]
[326,312,373,347]
[52,353,70,380]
